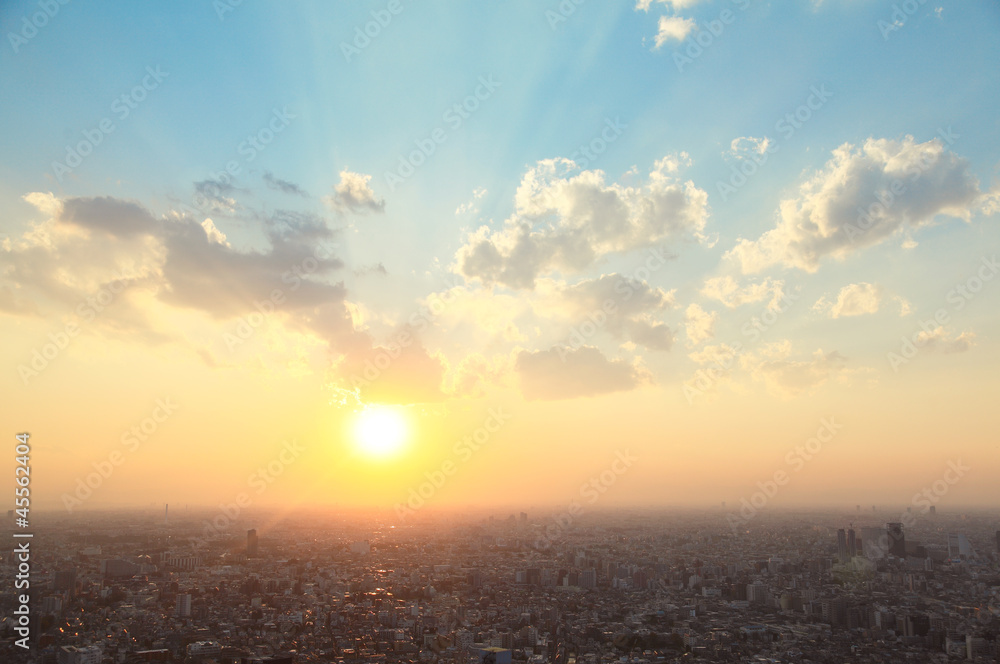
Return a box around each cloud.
[446,352,514,398]
[60,196,159,237]
[636,0,701,11]
[457,156,708,289]
[193,178,242,215]
[740,342,861,397]
[726,136,985,273]
[263,171,308,197]
[913,327,975,354]
[324,170,385,214]
[654,16,696,47]
[547,274,676,350]
[685,303,717,346]
[456,187,487,215]
[726,136,772,162]
[200,219,230,247]
[701,276,785,309]
[3,193,367,356]
[813,282,882,318]
[515,346,651,400]
[354,263,388,277]
[333,336,448,405]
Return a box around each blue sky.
[3,0,998,352]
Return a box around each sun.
[351,405,409,458]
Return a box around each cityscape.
[1,508,999,663]
[3,1,1000,663]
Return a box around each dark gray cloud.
[263,171,309,197]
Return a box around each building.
[186,641,222,658]
[247,528,258,557]
[947,533,975,559]
[474,647,512,664]
[747,584,769,605]
[847,528,857,557]
[350,540,370,555]
[175,593,192,618]
[837,529,848,562]
[966,635,989,659]
[164,553,201,570]
[99,559,138,578]
[41,596,63,614]
[58,646,102,664]
[54,569,77,593]
[886,522,905,557]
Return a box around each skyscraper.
[175,593,192,618]
[247,529,258,557]
[947,533,975,559]
[836,529,848,562]
[886,522,905,557]
[847,528,857,558]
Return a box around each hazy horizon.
[3,1,999,517]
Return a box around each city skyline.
[2,1,1000,516]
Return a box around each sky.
[2,0,999,517]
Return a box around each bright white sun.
[352,406,408,458]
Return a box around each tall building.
[947,533,975,559]
[995,530,999,554]
[836,529,848,563]
[886,522,905,557]
[247,529,258,557]
[847,528,857,558]
[175,593,192,618]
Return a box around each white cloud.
[654,16,695,47]
[727,136,772,161]
[324,170,385,214]
[701,275,785,309]
[726,136,985,273]
[685,303,717,346]
[739,342,863,398]
[456,187,488,215]
[914,327,975,354]
[636,0,701,11]
[457,155,708,289]
[813,282,882,318]
[201,218,230,247]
